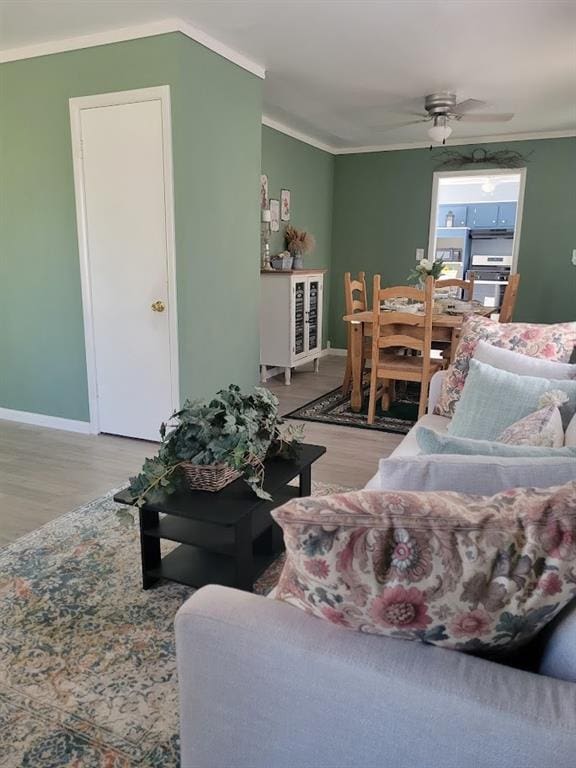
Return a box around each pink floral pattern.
[434,316,576,418]
[273,482,576,653]
[450,609,492,638]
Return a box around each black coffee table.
[114,443,326,592]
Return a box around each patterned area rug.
[284,382,420,435]
[0,481,349,767]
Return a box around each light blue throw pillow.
[416,426,576,459]
[448,359,576,441]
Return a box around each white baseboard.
[0,407,94,434]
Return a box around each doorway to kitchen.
[427,168,526,313]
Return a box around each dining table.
[342,303,494,412]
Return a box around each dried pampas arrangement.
[285,225,316,256]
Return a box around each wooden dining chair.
[367,275,444,423]
[342,271,370,393]
[499,273,521,323]
[432,274,476,365]
[435,274,476,301]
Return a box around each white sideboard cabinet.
[260,270,325,385]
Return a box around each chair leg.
[418,379,429,419]
[342,352,352,394]
[367,368,379,425]
[381,379,391,411]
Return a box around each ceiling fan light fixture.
[428,117,452,144]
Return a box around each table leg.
[299,465,312,497]
[449,328,459,364]
[234,516,254,591]
[350,322,363,412]
[139,508,161,590]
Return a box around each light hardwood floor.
[0,356,401,546]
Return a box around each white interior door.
[73,90,177,440]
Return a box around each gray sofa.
[175,373,576,768]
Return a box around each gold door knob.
[151,300,166,313]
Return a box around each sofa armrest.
[428,369,445,413]
[176,585,576,768]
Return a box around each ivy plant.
[123,385,303,512]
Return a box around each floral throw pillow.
[498,391,568,448]
[273,483,576,654]
[434,316,576,418]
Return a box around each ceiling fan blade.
[453,98,487,114]
[393,118,430,127]
[458,113,515,123]
[368,118,429,131]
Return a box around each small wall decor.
[260,174,268,209]
[280,189,291,221]
[270,199,280,232]
[434,147,531,170]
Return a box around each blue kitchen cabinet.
[497,202,517,227]
[467,203,499,228]
[437,204,467,227]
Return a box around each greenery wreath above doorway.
[434,146,532,170]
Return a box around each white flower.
[419,258,432,270]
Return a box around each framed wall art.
[270,199,280,232]
[260,174,269,209]
[280,189,291,221]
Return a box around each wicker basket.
[180,461,242,492]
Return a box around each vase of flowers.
[408,257,445,287]
[285,225,316,269]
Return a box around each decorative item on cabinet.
[261,209,272,271]
[270,252,293,270]
[260,270,325,385]
[284,225,316,270]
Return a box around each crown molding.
[177,19,265,78]
[261,119,575,156]
[0,17,266,78]
[334,129,576,155]
[261,115,335,153]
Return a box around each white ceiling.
[1,0,576,151]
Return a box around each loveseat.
[175,372,576,768]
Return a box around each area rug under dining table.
[284,381,420,435]
[0,481,348,767]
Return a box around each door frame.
[426,167,527,273]
[69,86,179,435]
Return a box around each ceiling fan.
[400,92,515,143]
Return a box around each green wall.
[261,125,335,344]
[0,33,262,422]
[329,137,576,348]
